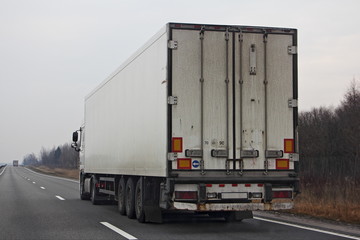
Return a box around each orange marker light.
[172,137,183,152]
[177,158,191,169]
[276,159,289,170]
[284,139,294,153]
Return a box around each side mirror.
[72,131,79,142]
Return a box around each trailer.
[72,22,299,223]
[13,160,19,167]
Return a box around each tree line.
[299,80,359,184]
[23,143,79,169]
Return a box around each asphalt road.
[0,166,359,240]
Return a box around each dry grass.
[289,179,360,224]
[28,166,79,180]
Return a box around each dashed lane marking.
[0,166,7,176]
[24,167,78,183]
[100,222,137,240]
[40,187,45,189]
[55,195,65,201]
[32,181,36,184]
[254,217,360,240]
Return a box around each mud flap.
[144,206,163,223]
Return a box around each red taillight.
[245,184,251,187]
[206,184,212,187]
[175,191,198,200]
[232,184,238,187]
[219,184,225,187]
[258,184,264,187]
[273,191,292,198]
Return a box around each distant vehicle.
[13,160,19,167]
[72,22,299,223]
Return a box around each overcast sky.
[0,0,359,163]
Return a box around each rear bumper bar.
[173,200,294,211]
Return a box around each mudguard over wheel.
[125,178,136,219]
[90,176,101,205]
[118,177,126,215]
[135,178,146,223]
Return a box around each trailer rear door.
[169,24,297,173]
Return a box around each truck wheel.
[135,178,146,223]
[125,178,136,219]
[80,179,90,200]
[91,176,101,205]
[118,177,126,215]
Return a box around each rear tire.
[135,178,146,223]
[90,176,101,205]
[118,177,126,215]
[125,178,136,219]
[80,174,90,200]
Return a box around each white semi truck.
[72,22,299,223]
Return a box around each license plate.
[221,192,248,199]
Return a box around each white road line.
[32,181,36,184]
[100,222,137,240]
[55,195,65,201]
[24,167,78,183]
[0,166,7,176]
[40,187,45,189]
[254,217,360,240]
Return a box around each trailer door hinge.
[288,46,297,55]
[168,40,178,50]
[168,152,178,161]
[289,153,299,162]
[288,99,298,108]
[168,96,178,105]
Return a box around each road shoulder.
[253,211,360,237]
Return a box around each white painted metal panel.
[84,27,168,177]
[171,29,202,170]
[238,33,266,170]
[234,32,295,171]
[171,29,232,170]
[171,28,295,172]
[266,34,294,170]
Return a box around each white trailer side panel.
[84,27,168,177]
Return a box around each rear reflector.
[206,184,212,187]
[273,191,292,198]
[245,184,251,187]
[219,184,225,187]
[172,137,183,152]
[177,158,191,169]
[276,159,289,170]
[175,191,198,200]
[284,139,294,153]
